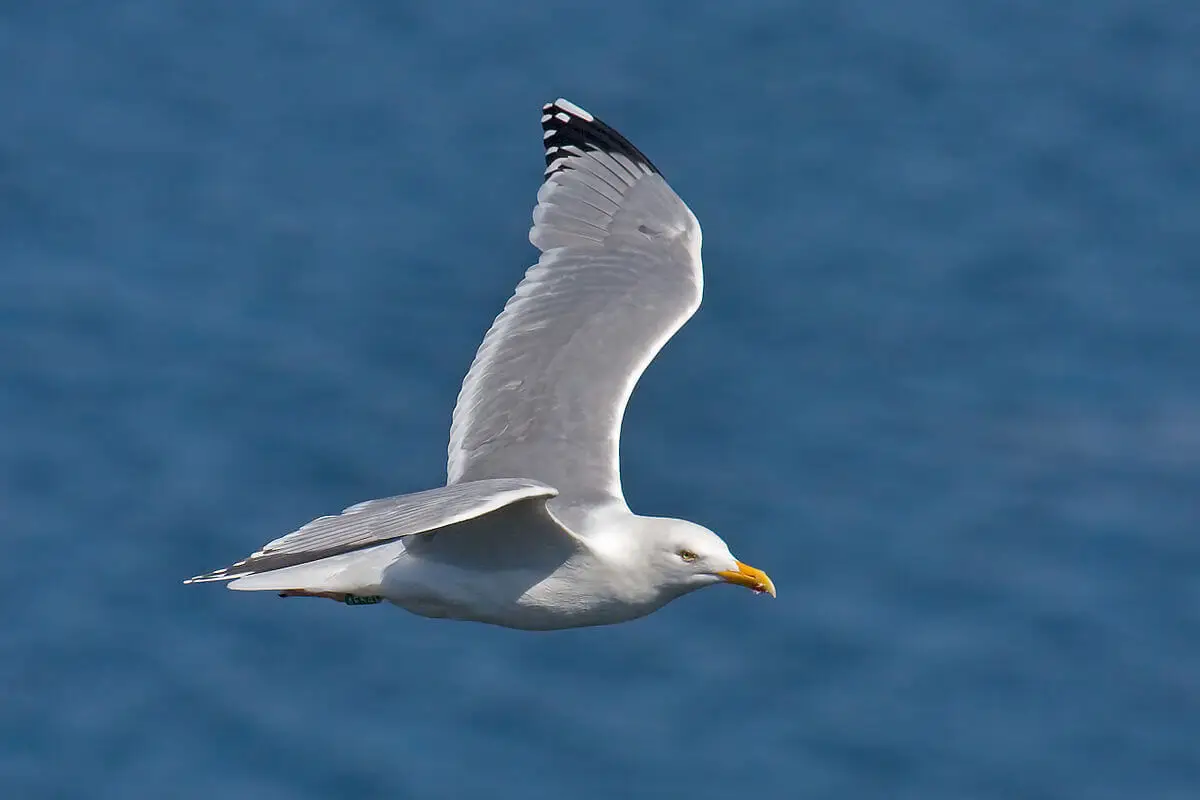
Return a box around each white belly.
[381,554,667,630]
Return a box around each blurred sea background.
[2,1,1197,798]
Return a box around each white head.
[639,517,776,600]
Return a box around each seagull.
[186,98,775,630]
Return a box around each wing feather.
[185,478,557,582]
[447,100,703,504]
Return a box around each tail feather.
[225,541,407,594]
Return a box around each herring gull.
[186,98,775,629]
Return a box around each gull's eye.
[678,549,698,563]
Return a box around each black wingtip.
[540,98,661,178]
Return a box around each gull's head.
[644,518,776,599]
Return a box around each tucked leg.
[277,590,383,605]
[278,589,348,602]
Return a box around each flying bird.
[187,98,775,629]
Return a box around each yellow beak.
[717,561,776,597]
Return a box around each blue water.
[2,2,1197,797]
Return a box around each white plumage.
[187,99,773,630]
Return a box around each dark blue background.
[2,2,1197,797]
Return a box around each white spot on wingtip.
[543,129,554,140]
[540,114,552,123]
[554,98,593,122]
[554,112,571,123]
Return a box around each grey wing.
[184,478,557,582]
[447,99,703,504]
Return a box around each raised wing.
[185,478,557,582]
[447,99,703,504]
